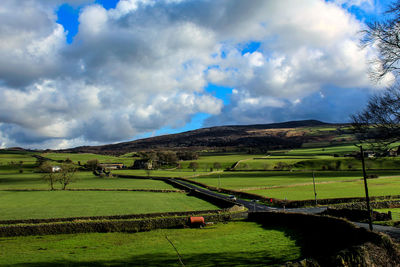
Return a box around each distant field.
[111,169,211,178]
[180,152,266,170]
[246,176,400,200]
[41,152,135,166]
[0,191,218,220]
[0,171,176,190]
[190,170,400,200]
[0,221,303,266]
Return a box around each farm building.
[98,163,124,169]
[51,166,61,172]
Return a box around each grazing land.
[0,221,303,266]
[0,191,218,220]
[189,171,400,200]
[1,121,400,265]
[0,171,177,190]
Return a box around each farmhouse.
[51,166,61,172]
[133,159,153,169]
[98,163,124,169]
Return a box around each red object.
[190,216,205,225]
[270,199,273,203]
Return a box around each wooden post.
[360,146,373,231]
[312,171,317,206]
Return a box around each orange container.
[189,216,205,225]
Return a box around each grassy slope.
[0,221,303,266]
[0,191,219,220]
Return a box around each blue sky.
[0,0,395,149]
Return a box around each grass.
[111,169,211,178]
[0,191,219,220]
[246,176,400,200]
[180,152,266,170]
[0,221,303,266]
[189,170,400,200]
[0,172,177,190]
[41,152,135,166]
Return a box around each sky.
[0,0,395,149]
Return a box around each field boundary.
[0,188,185,193]
[0,209,247,237]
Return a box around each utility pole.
[360,145,373,231]
[312,171,317,206]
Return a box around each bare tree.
[352,1,400,152]
[213,162,222,170]
[362,1,400,82]
[188,162,199,172]
[39,161,58,190]
[351,85,400,152]
[58,163,77,190]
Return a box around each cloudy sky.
[0,0,394,149]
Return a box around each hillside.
[59,120,352,155]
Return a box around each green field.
[0,221,303,266]
[246,176,400,200]
[0,171,177,190]
[40,152,135,166]
[0,191,219,220]
[111,169,212,177]
[190,170,400,200]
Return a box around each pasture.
[189,170,400,200]
[0,171,177,190]
[0,191,218,220]
[0,221,303,266]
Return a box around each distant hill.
[59,120,351,155]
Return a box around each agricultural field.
[0,151,221,220]
[0,221,303,266]
[40,152,135,166]
[190,170,400,200]
[0,191,218,220]
[0,171,178,190]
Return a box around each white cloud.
[0,0,391,148]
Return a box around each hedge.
[0,208,238,225]
[0,210,247,237]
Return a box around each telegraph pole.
[360,145,373,231]
[312,171,317,206]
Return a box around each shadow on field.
[6,251,296,266]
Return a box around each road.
[170,178,326,213]
[171,178,400,242]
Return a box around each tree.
[39,161,58,190]
[351,86,400,152]
[352,1,400,151]
[213,162,222,170]
[188,162,199,172]
[361,1,400,81]
[58,163,77,190]
[86,159,99,171]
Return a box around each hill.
[59,120,351,155]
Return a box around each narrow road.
[171,178,400,242]
[170,178,325,213]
